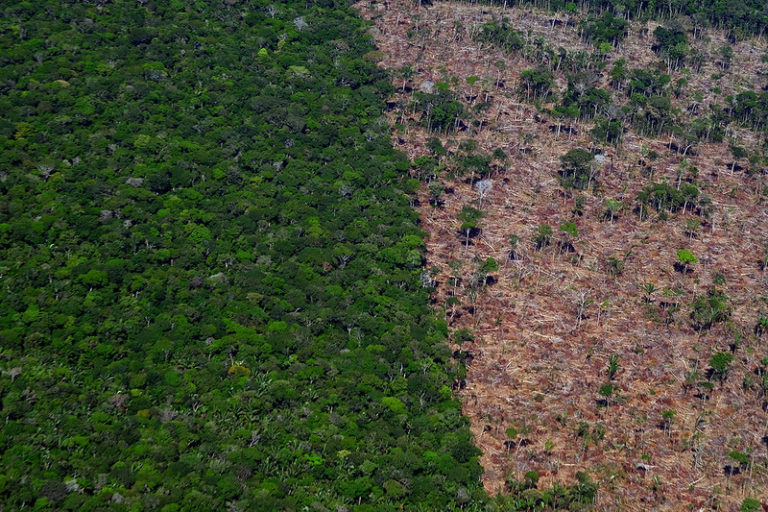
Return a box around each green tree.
[478,257,499,286]
[730,144,747,173]
[582,11,627,47]
[643,282,657,303]
[559,221,578,252]
[559,148,595,189]
[598,383,614,406]
[519,68,555,101]
[653,22,688,71]
[661,409,676,436]
[675,249,697,273]
[428,181,446,207]
[610,58,627,90]
[719,44,734,70]
[603,198,624,222]
[691,289,731,330]
[709,352,734,382]
[458,206,484,247]
[507,234,520,261]
[533,224,553,250]
[607,354,619,380]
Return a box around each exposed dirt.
[356,1,768,509]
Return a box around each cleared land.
[357,0,768,509]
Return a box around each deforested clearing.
[358,0,768,508]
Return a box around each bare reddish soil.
[357,1,768,509]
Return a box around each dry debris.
[358,0,768,509]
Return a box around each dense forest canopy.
[0,0,494,510]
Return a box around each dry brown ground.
[356,1,768,509]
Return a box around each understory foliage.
[0,0,493,510]
[505,471,598,510]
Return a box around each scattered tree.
[533,224,553,250]
[607,354,620,380]
[559,148,596,190]
[709,351,734,382]
[691,289,731,330]
[459,206,484,247]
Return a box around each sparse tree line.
[401,10,768,175]
[448,9,768,159]
[454,0,768,39]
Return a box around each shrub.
[691,289,730,330]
